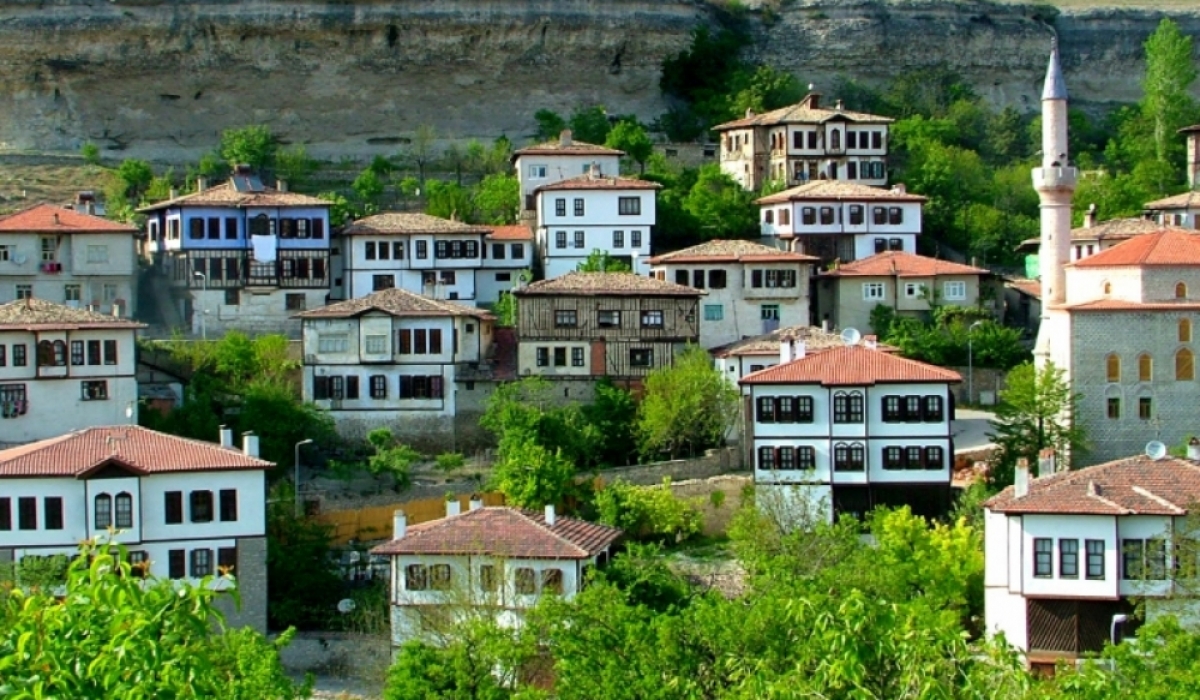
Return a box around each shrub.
[595,478,703,543]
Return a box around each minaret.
[1032,39,1077,371]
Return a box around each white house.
[370,503,621,647]
[740,343,961,525]
[712,92,894,192]
[475,224,534,307]
[0,203,140,317]
[0,297,144,446]
[983,450,1200,670]
[712,324,893,384]
[1144,190,1200,230]
[297,287,495,445]
[1017,213,1161,265]
[756,181,926,264]
[0,425,272,631]
[648,239,817,349]
[513,131,623,213]
[534,172,659,278]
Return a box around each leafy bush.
[435,452,466,473]
[595,478,703,543]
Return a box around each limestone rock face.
[0,0,1196,161]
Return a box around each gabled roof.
[1143,191,1200,211]
[0,426,273,478]
[370,507,622,559]
[712,324,894,358]
[739,344,961,386]
[535,175,661,193]
[1180,124,1200,134]
[0,203,137,234]
[648,239,816,265]
[137,182,331,212]
[713,93,894,132]
[296,288,494,320]
[1006,278,1042,301]
[821,251,988,278]
[1070,228,1200,267]
[488,225,533,241]
[0,297,145,331]
[514,272,704,297]
[513,134,623,158]
[1017,218,1165,253]
[341,212,490,236]
[985,454,1200,516]
[756,181,926,205]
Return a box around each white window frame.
[903,282,922,299]
[703,304,724,321]
[528,164,547,179]
[317,334,349,354]
[862,283,886,301]
[364,335,388,354]
[943,281,967,301]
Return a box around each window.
[618,197,641,215]
[555,231,567,249]
[848,205,864,225]
[1086,540,1106,580]
[188,219,205,240]
[397,376,444,400]
[923,396,944,422]
[570,347,585,367]
[573,198,585,217]
[219,489,238,522]
[540,568,564,595]
[796,446,816,470]
[225,217,239,239]
[0,498,9,530]
[629,348,653,367]
[1181,319,1192,343]
[756,397,776,423]
[114,492,133,529]
[704,304,724,321]
[873,207,887,225]
[511,243,525,259]
[369,374,388,399]
[641,310,664,329]
[888,207,903,225]
[1060,539,1079,578]
[514,567,538,595]
[430,564,452,590]
[555,198,566,216]
[191,549,213,578]
[489,242,507,261]
[598,310,621,328]
[101,339,117,365]
[925,446,944,468]
[1177,282,1188,299]
[708,270,727,289]
[1107,397,1121,419]
[1177,348,1195,381]
[16,284,31,301]
[1138,353,1153,381]
[94,493,112,529]
[169,550,186,579]
[1106,354,1121,382]
[553,347,567,367]
[365,335,388,354]
[81,380,109,401]
[1139,396,1153,420]
[573,231,585,249]
[761,304,780,321]
[165,491,183,524]
[692,269,705,289]
[218,546,237,573]
[44,497,63,530]
[435,241,448,259]
[758,446,776,471]
[884,446,904,470]
[536,347,549,367]
[819,207,835,225]
[833,391,864,423]
[84,244,110,264]
[318,334,349,353]
[103,284,118,303]
[495,272,511,282]
[555,310,578,328]
[764,210,774,225]
[64,284,82,304]
[833,442,865,472]
[943,281,966,301]
[862,283,885,301]
[883,395,903,422]
[405,564,429,591]
[631,231,642,248]
[903,282,922,299]
[190,490,213,523]
[416,240,428,259]
[225,289,240,305]
[478,564,498,592]
[364,241,378,260]
[15,497,35,531]
[1033,538,1053,578]
[529,164,547,179]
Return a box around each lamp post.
[967,320,985,405]
[192,271,208,341]
[294,438,313,517]
[1111,613,1128,646]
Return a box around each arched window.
[1138,353,1153,382]
[1181,319,1193,343]
[831,129,841,151]
[1177,282,1188,299]
[1103,282,1112,295]
[1177,348,1195,381]
[114,492,133,529]
[1106,354,1121,383]
[94,493,112,529]
[36,340,54,367]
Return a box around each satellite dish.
[1145,441,1168,460]
[840,327,862,346]
[336,598,357,614]
[12,254,26,265]
[348,550,362,564]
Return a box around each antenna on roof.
[1145,440,1168,461]
[840,327,862,346]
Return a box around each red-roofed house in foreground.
[0,425,272,631]
[371,503,621,646]
[740,341,961,524]
[983,448,1200,669]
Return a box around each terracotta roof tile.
[756,181,926,205]
[1071,228,1200,267]
[296,288,494,320]
[1071,217,1162,242]
[0,203,138,234]
[370,507,622,558]
[1144,191,1200,210]
[985,455,1200,516]
[138,182,332,212]
[535,175,661,193]
[0,297,145,330]
[488,225,533,241]
[713,94,893,131]
[648,239,817,265]
[822,251,988,278]
[0,426,273,478]
[1006,278,1042,301]
[341,212,490,236]
[711,325,895,358]
[1057,300,1200,312]
[514,272,704,297]
[739,344,961,386]
[513,136,623,157]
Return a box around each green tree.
[682,164,759,240]
[1141,18,1198,166]
[1039,617,1200,699]
[727,65,804,118]
[362,427,421,491]
[576,249,632,272]
[384,636,512,700]
[265,483,344,631]
[274,144,318,189]
[594,477,703,542]
[220,125,276,171]
[534,108,567,141]
[80,142,101,166]
[987,361,1086,489]
[636,345,739,459]
[116,158,154,202]
[425,179,475,222]
[489,434,576,509]
[568,105,612,145]
[472,173,519,224]
[351,167,386,211]
[605,120,654,173]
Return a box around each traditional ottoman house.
[476,224,534,306]
[513,130,623,214]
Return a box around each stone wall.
[597,446,745,487]
[949,365,1009,406]
[215,535,268,633]
[278,631,391,686]
[669,474,751,537]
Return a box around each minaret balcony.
[1033,166,1078,192]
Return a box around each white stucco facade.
[535,184,657,278]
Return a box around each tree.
[594,478,703,542]
[605,121,653,173]
[80,142,101,166]
[265,483,345,630]
[488,434,576,508]
[362,427,421,491]
[403,124,438,184]
[351,167,386,211]
[568,105,612,145]
[636,345,739,459]
[473,173,519,224]
[681,164,759,240]
[533,108,566,141]
[987,361,1086,489]
[116,158,154,202]
[1141,19,1197,166]
[220,125,276,171]
[576,249,631,272]
[425,179,474,222]
[274,144,318,189]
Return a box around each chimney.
[590,161,601,179]
[469,495,484,511]
[446,497,462,517]
[1189,437,1200,461]
[53,213,59,225]
[196,177,208,193]
[834,99,844,110]
[891,183,906,194]
[779,335,794,364]
[276,179,288,193]
[218,425,233,448]
[795,340,806,360]
[112,304,120,318]
[804,91,820,109]
[864,334,878,350]
[393,510,407,539]
[1037,448,1056,476]
[745,108,755,119]
[1084,203,1097,229]
[559,129,572,146]
[242,431,259,458]
[544,504,556,527]
[1014,458,1030,498]
[169,188,178,200]
[821,318,830,333]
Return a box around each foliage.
[351,167,385,210]
[533,108,567,141]
[636,345,739,460]
[567,105,613,145]
[1037,617,1200,698]
[316,189,357,228]
[987,361,1086,488]
[594,478,703,543]
[681,164,760,240]
[80,142,101,166]
[435,452,466,473]
[659,26,751,129]
[265,483,345,631]
[350,427,421,491]
[0,554,69,590]
[488,435,576,509]
[384,636,512,700]
[472,173,520,224]
[425,179,474,221]
[581,378,639,467]
[493,290,518,327]
[576,249,632,273]
[1141,19,1197,166]
[402,124,439,183]
[274,145,318,189]
[0,541,308,698]
[605,120,654,173]
[878,305,1028,370]
[115,158,154,202]
[220,124,276,170]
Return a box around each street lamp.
[294,438,313,517]
[192,271,208,341]
[1111,613,1128,646]
[967,320,985,405]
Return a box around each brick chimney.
[1084,203,1097,229]
[559,130,572,147]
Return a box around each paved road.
[953,408,996,452]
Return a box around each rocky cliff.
[0,0,1197,161]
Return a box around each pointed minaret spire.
[1042,37,1067,102]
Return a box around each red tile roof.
[138,182,331,212]
[711,325,896,358]
[1006,278,1042,301]
[713,93,893,131]
[535,175,661,193]
[822,251,988,278]
[370,507,621,559]
[1071,228,1200,267]
[648,239,817,265]
[513,134,623,158]
[488,225,533,241]
[985,454,1200,516]
[296,288,494,320]
[515,272,704,297]
[0,203,138,234]
[740,344,961,386]
[756,181,926,205]
[1057,299,1200,312]
[0,426,273,478]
